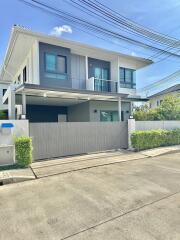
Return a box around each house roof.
[149,84,180,98]
[0,25,153,82]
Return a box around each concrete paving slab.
[67,192,180,240]
[0,168,35,185]
[0,153,180,240]
[31,151,146,178]
[31,150,128,168]
[141,145,180,157]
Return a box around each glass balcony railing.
[86,77,118,93]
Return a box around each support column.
[118,97,121,121]
[130,101,133,115]
[22,93,26,117]
[85,56,88,81]
[8,89,15,120]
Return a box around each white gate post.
[8,89,15,120]
[118,97,121,121]
[128,118,136,150]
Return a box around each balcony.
[86,77,118,93]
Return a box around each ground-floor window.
[100,111,119,122]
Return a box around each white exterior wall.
[118,56,139,96]
[14,40,39,85]
[111,57,119,82]
[32,40,40,85]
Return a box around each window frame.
[23,66,27,83]
[119,67,136,89]
[44,52,67,75]
[100,110,119,122]
[45,53,56,73]
[56,55,67,74]
[2,89,7,96]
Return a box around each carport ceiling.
[16,95,88,106]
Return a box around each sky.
[0,0,180,89]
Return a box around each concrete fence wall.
[0,120,29,166]
[0,119,180,164]
[0,120,29,146]
[135,121,180,131]
[128,120,180,149]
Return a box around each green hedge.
[131,129,180,151]
[15,136,33,167]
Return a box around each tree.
[133,94,180,121]
[157,94,180,120]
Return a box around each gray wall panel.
[68,102,90,122]
[30,122,128,160]
[39,42,72,88]
[71,54,86,89]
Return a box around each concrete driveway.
[1,152,180,240]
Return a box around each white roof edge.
[14,25,153,63]
[0,25,153,81]
[0,26,19,80]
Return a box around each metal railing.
[94,78,118,93]
[86,77,118,93]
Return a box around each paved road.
[1,152,180,240]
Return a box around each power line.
[82,0,180,46]
[63,0,173,47]
[64,0,180,63]
[19,0,180,60]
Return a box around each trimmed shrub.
[131,129,180,151]
[15,136,33,167]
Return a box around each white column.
[130,101,133,115]
[128,118,136,150]
[118,97,121,121]
[8,89,15,120]
[85,56,88,81]
[22,93,26,116]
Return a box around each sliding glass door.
[94,67,110,92]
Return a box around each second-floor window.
[45,53,56,72]
[23,66,27,83]
[45,53,67,80]
[3,89,7,96]
[120,67,136,89]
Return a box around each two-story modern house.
[0,26,152,122]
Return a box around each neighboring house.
[149,84,180,108]
[0,26,152,122]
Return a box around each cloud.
[50,25,72,36]
[131,51,137,56]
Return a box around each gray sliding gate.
[30,122,128,160]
